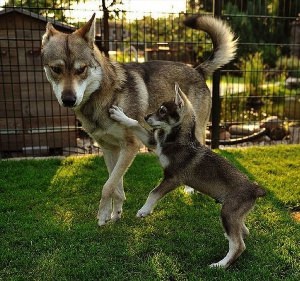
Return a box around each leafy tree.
[123,13,209,64]
[186,0,213,13]
[6,0,123,54]
[101,0,123,57]
[6,0,72,22]
[224,0,299,67]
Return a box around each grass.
[0,145,299,280]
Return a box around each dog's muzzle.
[61,90,77,107]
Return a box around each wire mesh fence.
[0,0,300,158]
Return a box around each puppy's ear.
[75,13,96,49]
[174,82,185,109]
[42,23,59,47]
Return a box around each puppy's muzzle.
[61,89,76,107]
[144,114,153,126]
[144,114,151,122]
[145,114,157,127]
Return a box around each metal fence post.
[211,0,222,149]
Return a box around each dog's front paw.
[97,212,112,226]
[111,209,122,222]
[97,199,113,226]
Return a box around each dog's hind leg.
[137,177,178,217]
[98,142,139,226]
[210,232,245,269]
[210,204,246,268]
[242,223,250,238]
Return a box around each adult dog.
[41,14,237,226]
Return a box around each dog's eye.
[159,106,167,116]
[75,66,87,75]
[50,66,63,75]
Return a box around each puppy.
[109,83,266,268]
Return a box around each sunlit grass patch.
[0,145,299,280]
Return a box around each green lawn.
[0,145,299,280]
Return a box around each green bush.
[239,52,266,94]
[276,56,300,78]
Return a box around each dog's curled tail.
[184,15,237,76]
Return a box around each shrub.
[276,56,300,78]
[239,52,266,94]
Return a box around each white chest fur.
[154,131,170,168]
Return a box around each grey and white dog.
[41,14,237,226]
[109,83,266,268]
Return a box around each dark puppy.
[109,83,265,268]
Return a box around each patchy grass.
[0,145,299,280]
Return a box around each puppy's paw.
[109,105,138,127]
[184,186,195,194]
[109,106,125,122]
[136,208,151,218]
[209,262,226,269]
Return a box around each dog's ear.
[174,82,185,109]
[75,13,96,49]
[42,23,59,47]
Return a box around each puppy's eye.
[75,66,87,75]
[50,66,63,75]
[159,106,167,116]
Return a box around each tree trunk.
[102,0,110,58]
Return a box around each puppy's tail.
[184,15,237,76]
[253,182,266,198]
